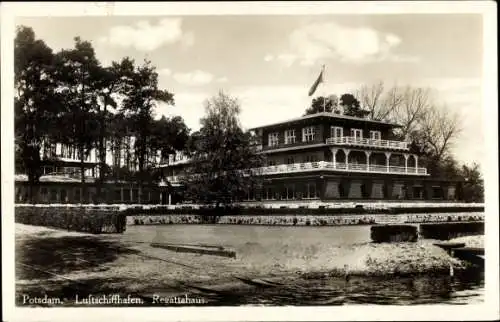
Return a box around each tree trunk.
[80,145,87,203]
[98,106,107,203]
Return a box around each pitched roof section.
[247,112,402,131]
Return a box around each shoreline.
[15,223,484,305]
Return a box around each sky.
[15,13,484,167]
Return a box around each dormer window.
[370,130,381,140]
[268,132,279,147]
[302,126,316,142]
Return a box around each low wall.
[15,205,126,234]
[127,212,484,226]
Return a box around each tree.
[357,81,404,121]
[93,57,135,201]
[459,163,484,202]
[340,93,368,118]
[120,59,174,202]
[14,26,60,202]
[53,37,103,202]
[185,91,264,206]
[304,95,338,115]
[151,115,190,163]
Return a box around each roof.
[247,112,402,131]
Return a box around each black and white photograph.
[1,2,498,321]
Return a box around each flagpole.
[322,64,326,112]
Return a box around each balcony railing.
[326,136,408,150]
[165,161,428,183]
[256,161,426,175]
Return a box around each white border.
[1,2,498,321]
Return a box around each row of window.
[268,154,320,166]
[15,186,157,203]
[268,126,382,147]
[261,183,319,201]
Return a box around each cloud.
[216,76,228,83]
[269,22,417,66]
[264,54,275,62]
[158,68,172,76]
[98,18,193,51]
[173,70,215,86]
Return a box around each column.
[414,155,419,172]
[385,152,391,173]
[120,188,124,203]
[160,191,164,205]
[404,154,409,173]
[365,151,371,171]
[344,149,350,169]
[168,193,172,205]
[331,148,337,168]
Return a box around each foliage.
[459,163,484,202]
[14,26,60,201]
[304,95,338,115]
[184,91,264,205]
[15,26,191,203]
[419,222,484,240]
[370,225,418,243]
[15,206,127,234]
[119,59,175,192]
[340,93,369,118]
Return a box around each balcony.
[255,161,427,176]
[326,136,409,150]
[165,161,428,184]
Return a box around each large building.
[161,112,460,202]
[15,137,167,204]
[16,111,463,204]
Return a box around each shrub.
[370,225,418,243]
[419,222,484,240]
[15,206,126,234]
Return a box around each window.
[304,155,318,163]
[268,132,279,147]
[264,187,276,200]
[50,189,58,202]
[268,160,277,166]
[304,183,318,199]
[286,156,295,164]
[350,128,363,141]
[284,184,295,200]
[302,126,316,142]
[284,129,296,144]
[432,186,444,199]
[331,126,343,138]
[370,130,381,140]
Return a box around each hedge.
[419,222,484,240]
[15,206,127,234]
[389,206,484,214]
[370,225,418,243]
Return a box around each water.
[121,223,484,305]
[198,271,484,306]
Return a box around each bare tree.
[358,81,385,120]
[392,86,432,139]
[419,104,461,162]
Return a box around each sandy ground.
[15,223,478,303]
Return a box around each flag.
[308,65,325,96]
